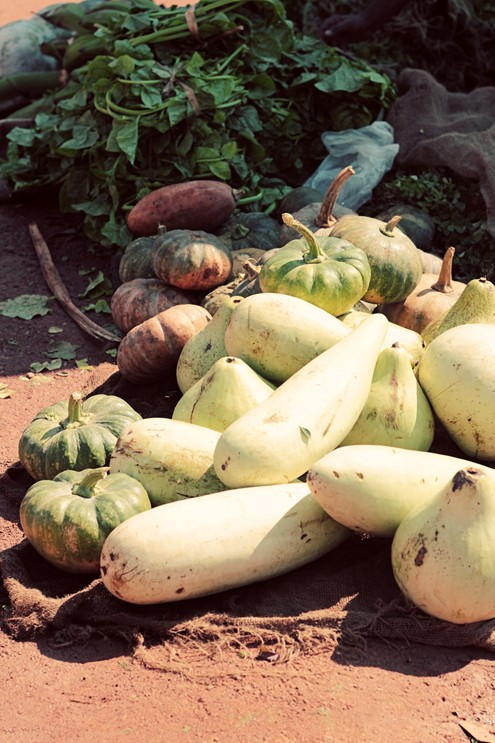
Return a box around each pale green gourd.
[306,445,495,537]
[214,314,389,488]
[418,322,495,461]
[392,467,495,623]
[340,343,434,451]
[172,356,275,432]
[421,276,495,345]
[176,295,243,393]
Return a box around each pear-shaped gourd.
[341,343,434,451]
[330,213,423,304]
[339,309,425,367]
[418,322,495,461]
[392,467,495,623]
[421,276,495,346]
[377,246,466,334]
[172,356,275,432]
[279,166,356,243]
[176,295,243,393]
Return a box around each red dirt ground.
[1,3,495,742]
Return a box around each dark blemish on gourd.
[109,551,118,561]
[101,565,107,576]
[355,472,364,480]
[204,341,212,352]
[452,468,479,491]
[176,587,185,594]
[220,456,230,471]
[414,545,428,566]
[333,470,340,479]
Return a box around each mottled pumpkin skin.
[117,303,212,384]
[111,277,196,333]
[118,236,156,283]
[330,215,423,305]
[18,393,142,481]
[20,467,151,573]
[152,229,233,291]
[258,236,371,317]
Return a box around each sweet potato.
[127,180,240,236]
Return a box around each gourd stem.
[380,215,403,237]
[315,165,355,228]
[72,467,109,499]
[281,213,327,263]
[431,247,455,293]
[67,392,84,425]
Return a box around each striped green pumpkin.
[20,467,151,573]
[329,214,423,305]
[18,392,142,481]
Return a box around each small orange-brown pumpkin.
[117,304,212,384]
[376,246,466,334]
[152,229,233,292]
[111,278,196,334]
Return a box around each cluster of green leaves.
[0,0,394,249]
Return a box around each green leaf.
[75,358,94,370]
[30,358,63,372]
[80,271,112,298]
[114,117,140,164]
[0,295,51,319]
[45,341,79,360]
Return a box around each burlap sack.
[387,68,495,237]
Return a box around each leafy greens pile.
[0,0,394,249]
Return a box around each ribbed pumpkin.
[110,278,196,333]
[118,236,156,283]
[116,303,212,384]
[152,229,233,291]
[18,392,142,481]
[258,214,371,316]
[20,467,151,573]
[329,214,423,304]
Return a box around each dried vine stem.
[28,221,121,343]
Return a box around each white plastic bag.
[304,121,399,211]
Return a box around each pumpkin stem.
[315,165,355,228]
[72,467,109,498]
[431,247,455,294]
[65,392,86,427]
[380,214,403,237]
[281,213,327,263]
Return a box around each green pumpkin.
[18,392,142,481]
[376,204,436,251]
[20,467,152,573]
[217,211,282,251]
[258,214,371,317]
[118,236,156,283]
[329,214,423,305]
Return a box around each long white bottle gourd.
[213,313,389,487]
